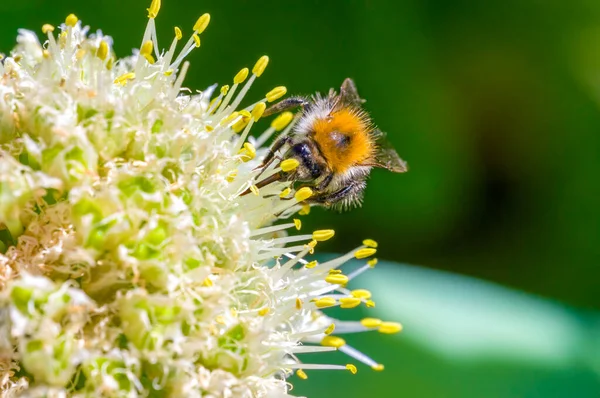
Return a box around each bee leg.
[315,173,334,191]
[307,180,366,210]
[255,135,291,175]
[263,97,310,117]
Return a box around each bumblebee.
[254,78,407,211]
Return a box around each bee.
[251,78,407,211]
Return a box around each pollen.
[293,219,301,230]
[325,274,348,285]
[147,0,161,18]
[312,229,335,241]
[378,322,403,334]
[42,24,55,34]
[271,112,294,131]
[266,86,287,102]
[355,248,377,259]
[321,336,346,348]
[294,187,313,202]
[279,188,291,198]
[305,260,318,269]
[174,26,182,40]
[234,68,249,84]
[193,13,211,34]
[252,102,267,121]
[312,108,373,173]
[96,41,109,61]
[299,204,311,215]
[360,318,382,328]
[324,323,335,335]
[351,289,372,299]
[295,298,303,310]
[65,14,78,27]
[346,364,358,375]
[220,85,230,96]
[296,369,308,380]
[362,239,378,248]
[314,297,336,308]
[252,55,269,77]
[280,158,300,172]
[193,34,201,48]
[339,297,361,308]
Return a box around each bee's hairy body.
[257,78,407,211]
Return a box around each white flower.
[0,2,402,397]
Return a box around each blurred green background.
[2,0,600,396]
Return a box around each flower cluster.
[0,2,401,397]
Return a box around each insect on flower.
[248,78,408,211]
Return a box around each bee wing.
[339,78,365,107]
[364,129,408,173]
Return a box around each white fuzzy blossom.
[0,3,401,397]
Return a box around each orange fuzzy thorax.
[312,108,373,173]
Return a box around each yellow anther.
[296,369,308,380]
[280,158,300,172]
[226,170,238,183]
[114,72,136,85]
[355,248,377,259]
[194,13,211,34]
[328,269,342,274]
[258,307,269,316]
[312,229,335,242]
[339,297,361,309]
[367,258,378,267]
[238,142,256,162]
[362,239,378,248]
[294,187,313,202]
[220,85,230,96]
[325,274,348,285]
[299,204,311,216]
[378,322,403,334]
[220,111,239,126]
[209,98,222,112]
[42,24,55,34]
[140,40,153,56]
[271,111,294,131]
[232,118,249,133]
[293,219,302,230]
[147,0,161,18]
[346,364,358,375]
[324,323,335,335]
[75,49,86,60]
[360,318,382,328]
[305,240,317,254]
[279,188,292,198]
[249,185,260,196]
[164,69,174,76]
[215,315,225,325]
[305,260,318,269]
[251,102,267,121]
[239,110,252,119]
[205,124,215,132]
[230,308,238,318]
[351,289,372,299]
[320,336,346,348]
[174,26,183,40]
[266,86,287,102]
[65,14,78,27]
[234,68,249,84]
[314,297,336,308]
[295,298,303,310]
[193,34,201,48]
[42,50,50,59]
[96,41,109,60]
[252,55,269,77]
[372,364,385,372]
[106,57,114,70]
[365,300,376,308]
[202,277,213,287]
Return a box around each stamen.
[351,289,372,299]
[361,318,382,328]
[65,14,78,28]
[147,0,161,18]
[279,188,291,198]
[314,297,336,308]
[96,41,109,61]
[362,239,378,248]
[296,369,308,380]
[324,324,335,335]
[271,112,294,131]
[321,336,345,348]
[378,322,402,334]
[294,187,313,202]
[298,204,311,216]
[174,27,183,40]
[339,297,361,309]
[250,222,297,237]
[251,102,267,121]
[193,13,211,34]
[234,68,249,84]
[193,34,201,48]
[355,248,377,259]
[252,55,269,77]
[280,159,299,172]
[293,219,301,230]
[266,86,287,102]
[312,229,334,242]
[346,364,358,375]
[339,344,380,369]
[42,24,54,34]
